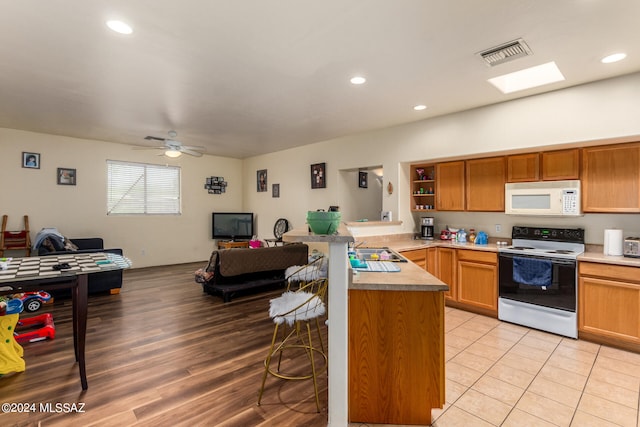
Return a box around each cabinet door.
[436,161,465,211]
[401,248,426,270]
[541,148,580,180]
[507,153,539,182]
[457,259,498,315]
[582,143,640,212]
[426,247,437,276]
[437,247,457,301]
[465,157,506,212]
[578,276,640,344]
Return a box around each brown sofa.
[197,243,309,302]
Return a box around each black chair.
[264,218,289,247]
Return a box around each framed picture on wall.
[57,168,77,185]
[359,171,368,188]
[310,162,326,189]
[257,169,268,192]
[272,183,280,198]
[22,152,40,169]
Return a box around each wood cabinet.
[409,163,436,213]
[400,248,427,270]
[426,247,437,276]
[437,247,457,301]
[578,262,640,351]
[436,161,465,211]
[217,241,249,249]
[465,157,506,212]
[456,250,498,316]
[349,289,445,425]
[542,148,580,180]
[582,143,640,212]
[507,153,540,182]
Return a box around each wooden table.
[0,252,131,389]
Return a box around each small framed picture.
[22,152,40,169]
[57,168,77,185]
[257,169,268,192]
[359,171,368,188]
[311,162,326,189]
[272,183,280,198]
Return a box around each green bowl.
[307,211,341,235]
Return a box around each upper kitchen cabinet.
[507,153,540,182]
[541,148,580,181]
[436,161,465,211]
[410,163,436,213]
[465,157,506,211]
[582,142,640,212]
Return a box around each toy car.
[17,291,52,313]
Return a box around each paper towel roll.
[604,229,623,256]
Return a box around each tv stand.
[218,241,249,250]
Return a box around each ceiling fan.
[137,131,205,157]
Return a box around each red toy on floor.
[15,313,56,344]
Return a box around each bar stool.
[257,258,328,412]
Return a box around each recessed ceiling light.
[350,76,366,85]
[601,53,627,64]
[413,105,427,111]
[106,20,133,35]
[488,61,565,94]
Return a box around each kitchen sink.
[352,247,408,262]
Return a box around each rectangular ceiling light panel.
[488,61,565,94]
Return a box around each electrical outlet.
[495,224,502,233]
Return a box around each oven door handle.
[498,252,576,266]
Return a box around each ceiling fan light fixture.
[164,149,182,158]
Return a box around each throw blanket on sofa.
[33,228,79,252]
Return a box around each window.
[107,160,181,215]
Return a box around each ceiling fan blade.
[182,144,206,151]
[144,135,166,141]
[181,148,204,157]
[133,146,166,150]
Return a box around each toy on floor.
[15,313,56,344]
[0,298,26,375]
[16,291,52,312]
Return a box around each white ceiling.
[1,1,639,158]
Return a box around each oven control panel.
[512,226,584,243]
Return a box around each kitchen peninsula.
[283,227,448,426]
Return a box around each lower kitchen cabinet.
[426,247,437,276]
[400,248,427,269]
[456,249,498,316]
[578,262,640,351]
[437,247,457,301]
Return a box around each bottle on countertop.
[457,229,467,243]
[469,228,476,243]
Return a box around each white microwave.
[505,180,582,216]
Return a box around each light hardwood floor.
[3,263,640,426]
[1,263,328,426]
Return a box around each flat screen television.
[212,212,254,240]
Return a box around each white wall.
[0,128,243,268]
[243,72,640,243]
[3,72,640,268]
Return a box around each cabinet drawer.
[400,248,426,262]
[579,262,640,284]
[456,249,497,264]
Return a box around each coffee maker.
[420,217,435,240]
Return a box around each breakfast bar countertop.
[349,258,448,292]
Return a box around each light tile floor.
[434,307,640,427]
[355,307,640,427]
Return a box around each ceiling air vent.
[478,38,532,67]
